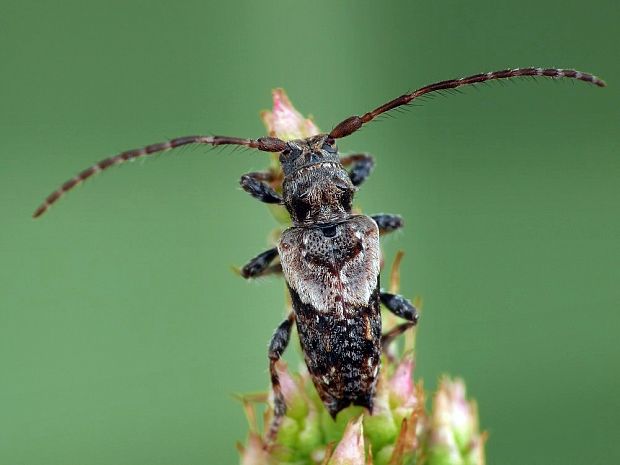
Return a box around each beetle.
[33,67,605,443]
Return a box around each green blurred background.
[1,0,618,463]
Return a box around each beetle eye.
[339,189,353,211]
[292,196,311,220]
[278,149,290,164]
[283,146,301,157]
[333,178,351,191]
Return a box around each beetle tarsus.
[240,172,283,204]
[340,153,375,187]
[241,248,279,279]
[372,213,404,235]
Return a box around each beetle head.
[280,134,355,226]
[279,134,340,176]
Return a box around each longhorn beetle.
[34,67,606,443]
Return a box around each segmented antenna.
[32,135,286,218]
[329,67,606,139]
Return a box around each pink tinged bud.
[261,88,320,141]
[429,426,464,465]
[327,416,366,465]
[275,362,308,420]
[437,378,476,450]
[389,357,416,405]
[429,377,485,464]
[387,357,420,435]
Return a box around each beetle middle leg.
[380,292,418,356]
[240,247,281,278]
[265,313,295,446]
[240,171,282,204]
[381,322,415,355]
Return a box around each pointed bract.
[327,416,366,465]
[239,432,271,465]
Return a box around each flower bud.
[261,88,320,141]
[427,377,486,465]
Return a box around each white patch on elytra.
[278,215,380,314]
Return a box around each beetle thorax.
[280,135,355,226]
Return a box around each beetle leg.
[240,247,281,278]
[380,292,418,359]
[265,313,295,446]
[240,171,283,204]
[371,213,404,235]
[339,153,375,186]
[381,322,416,358]
[380,292,418,323]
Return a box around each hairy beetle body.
[280,214,382,417]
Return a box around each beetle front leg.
[340,153,375,187]
[265,313,295,446]
[240,171,282,204]
[372,213,404,235]
[240,247,281,278]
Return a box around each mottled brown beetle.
[33,67,606,443]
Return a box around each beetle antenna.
[32,134,286,218]
[329,67,606,139]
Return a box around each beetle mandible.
[33,67,606,443]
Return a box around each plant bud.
[261,88,320,141]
